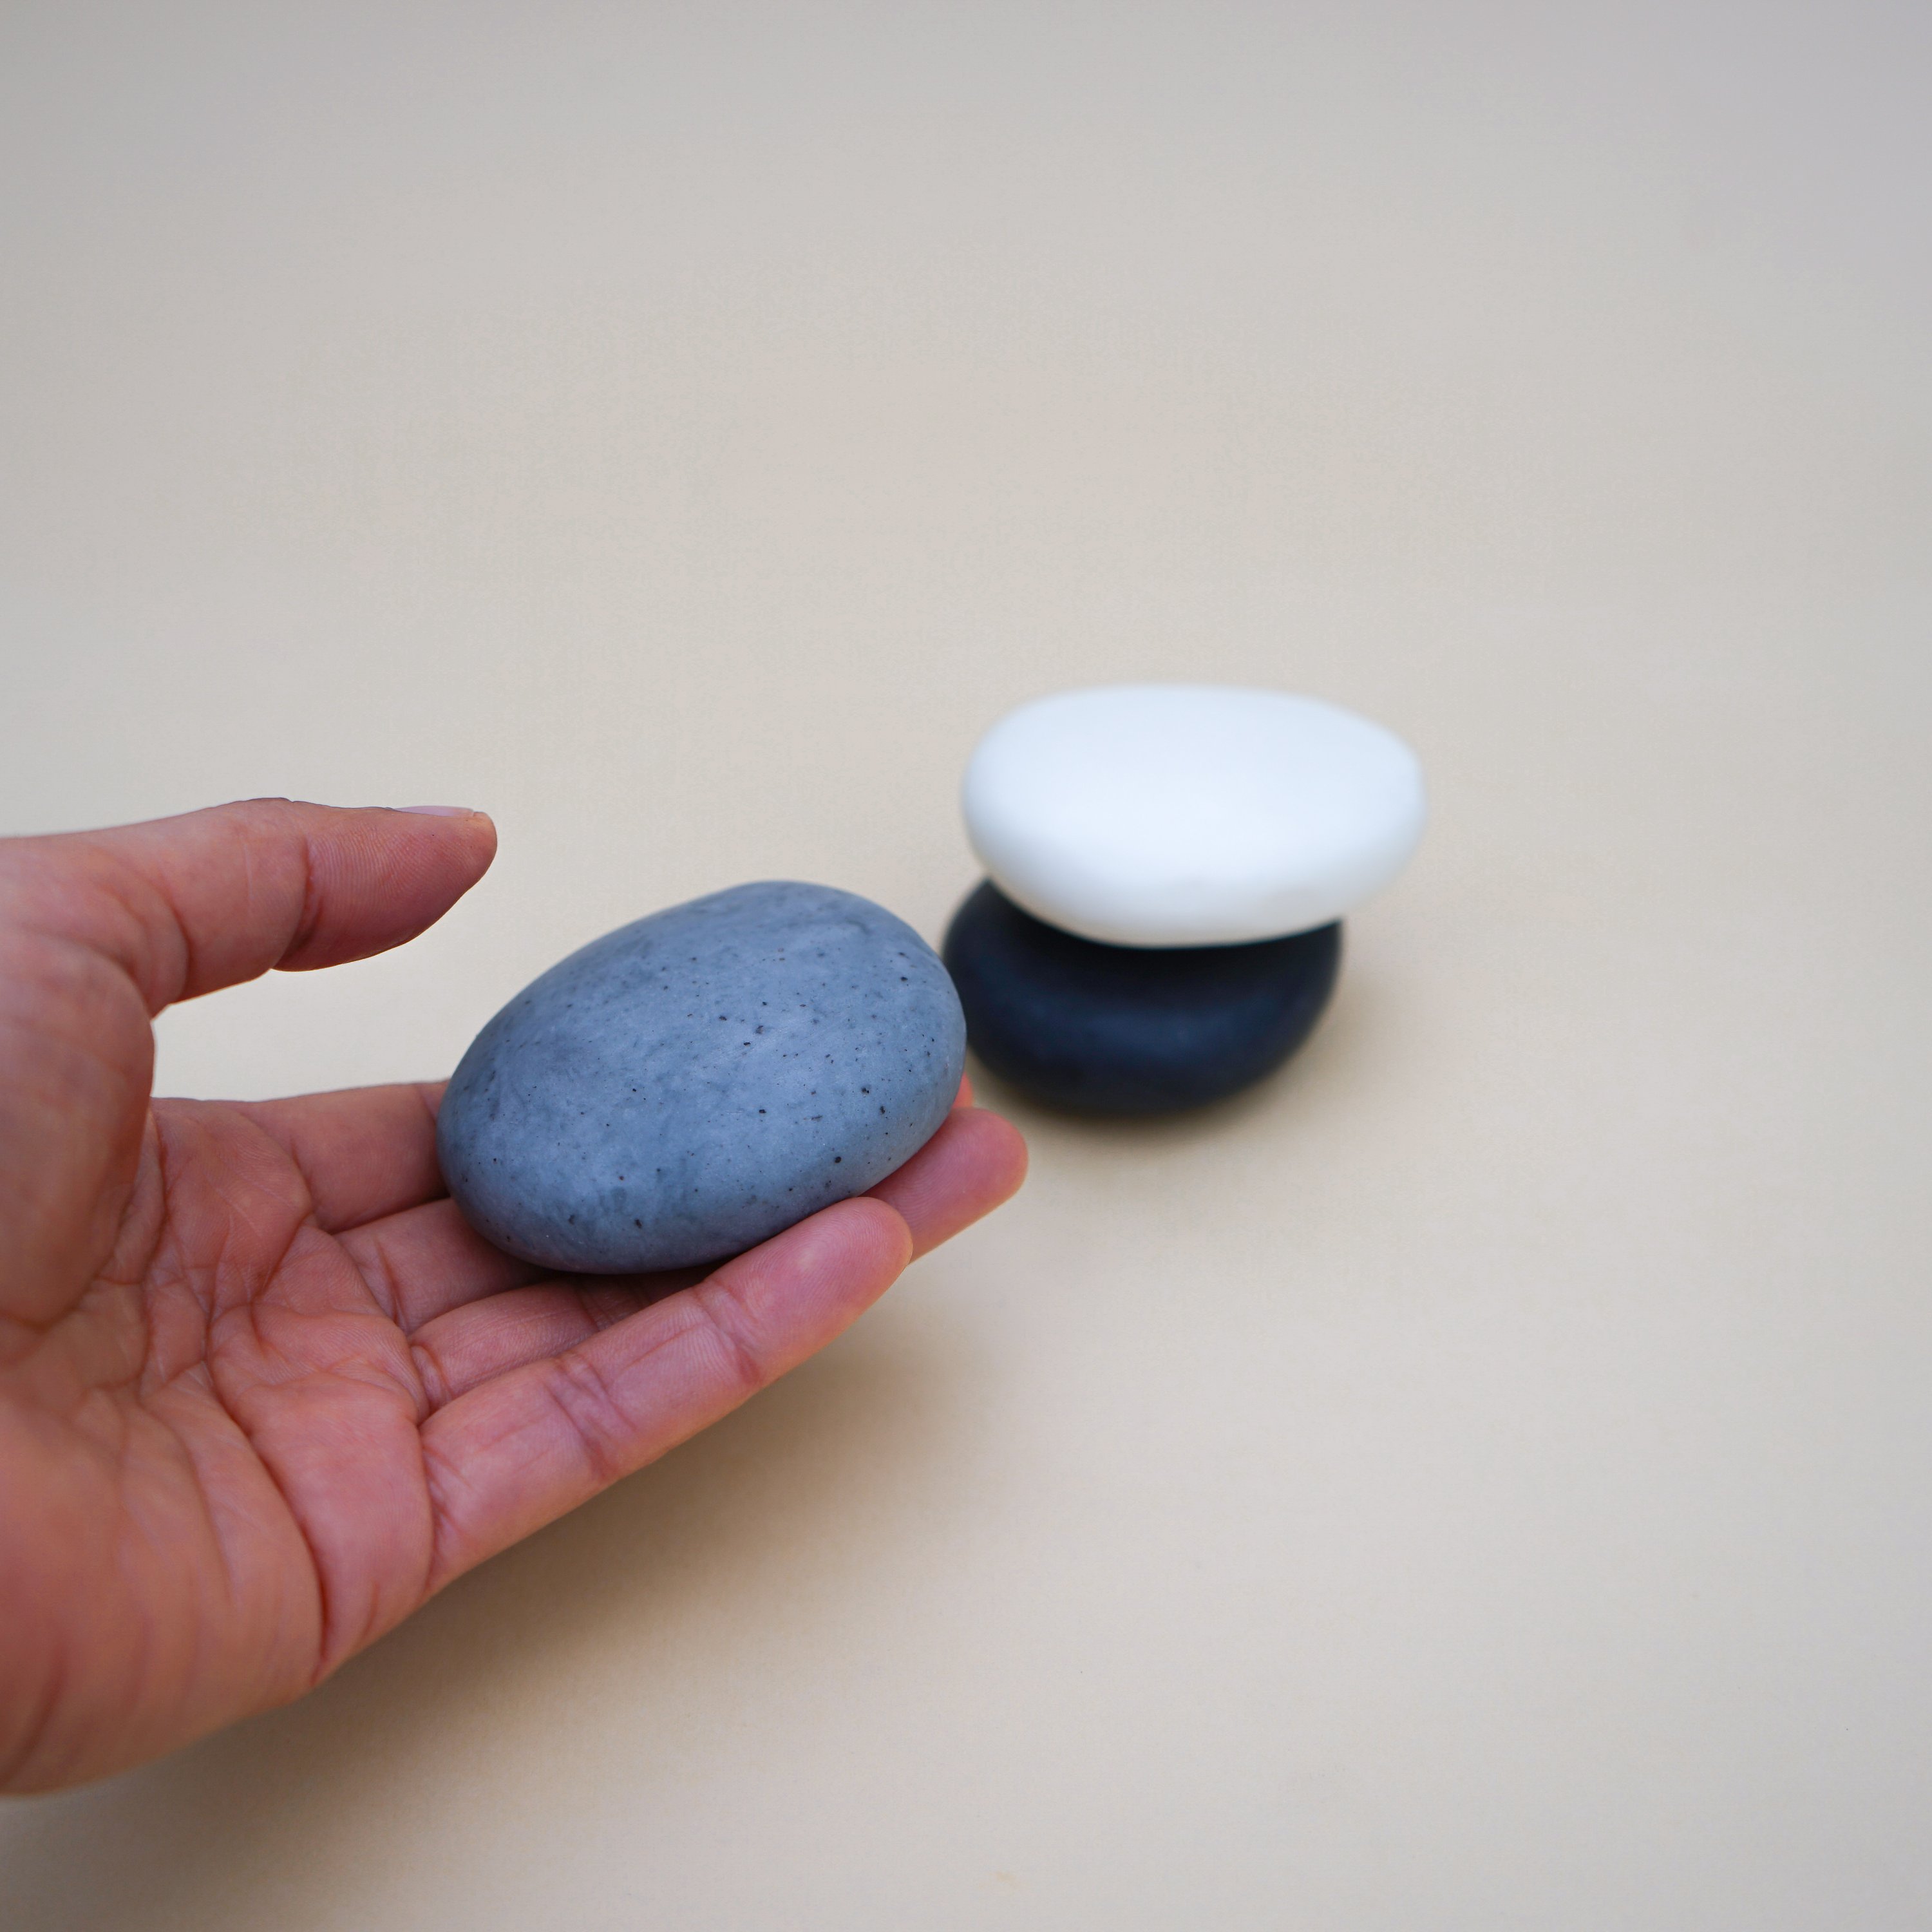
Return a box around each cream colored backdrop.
[3,3,1929,1926]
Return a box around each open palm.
[0,802,1025,1792]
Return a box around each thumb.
[0,800,495,1331]
[8,799,497,1012]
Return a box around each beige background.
[3,2,1930,1925]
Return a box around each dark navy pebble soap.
[942,881,1340,1115]
[438,882,967,1274]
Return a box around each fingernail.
[397,805,477,817]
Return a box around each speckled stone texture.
[438,882,967,1273]
[943,881,1340,1115]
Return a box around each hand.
[0,801,1026,1792]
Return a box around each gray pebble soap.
[438,882,967,1274]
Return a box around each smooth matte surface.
[439,883,966,1273]
[3,5,1931,1928]
[962,686,1425,945]
[944,881,1341,1113]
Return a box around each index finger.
[231,1080,449,1231]
[417,1195,915,1590]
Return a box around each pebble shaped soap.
[437,882,967,1275]
[963,685,1426,947]
[944,882,1341,1115]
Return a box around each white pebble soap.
[961,685,1426,947]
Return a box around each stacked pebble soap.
[942,685,1425,1113]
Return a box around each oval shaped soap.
[437,882,967,1274]
[962,685,1426,947]
[944,882,1341,1114]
